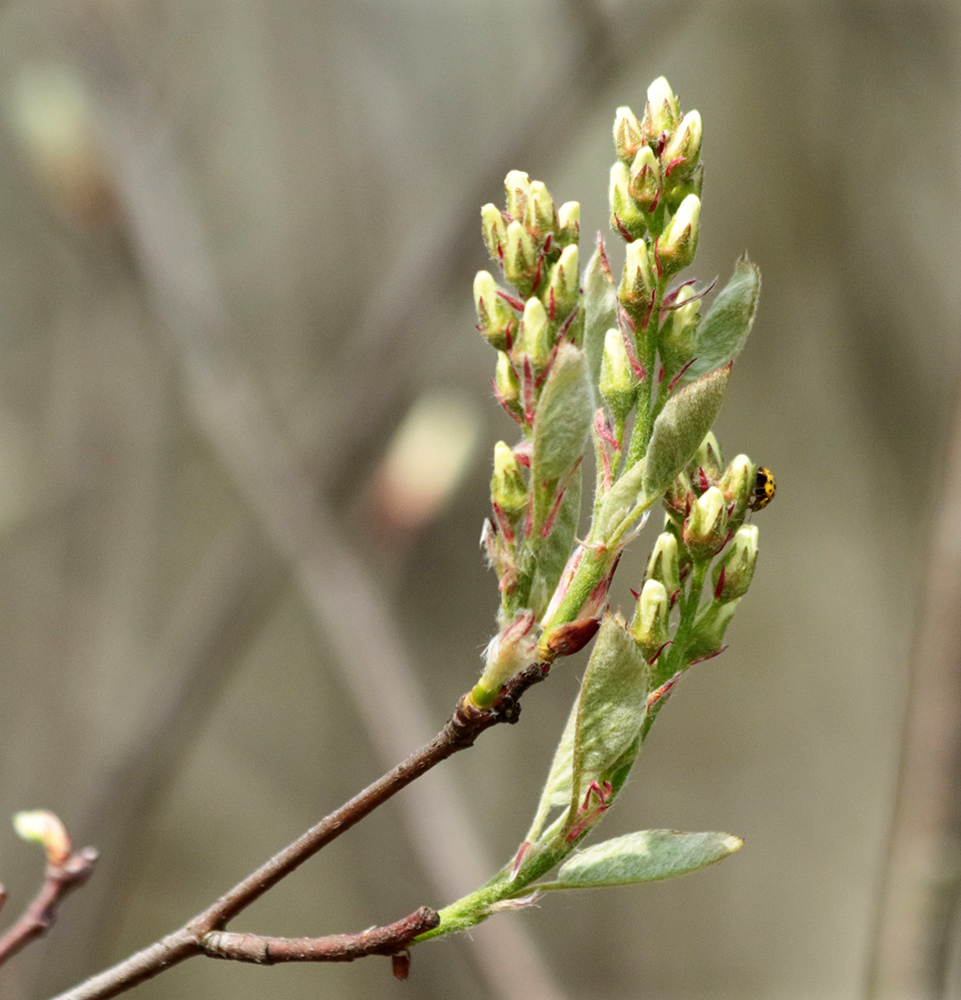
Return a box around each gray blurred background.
[0,1,959,999]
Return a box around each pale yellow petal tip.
[724,835,745,853]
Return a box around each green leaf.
[593,457,648,542]
[571,613,649,808]
[643,364,731,498]
[538,829,743,890]
[528,471,582,620]
[524,699,579,843]
[582,247,617,388]
[681,255,760,386]
[532,344,594,482]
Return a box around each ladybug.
[748,466,776,512]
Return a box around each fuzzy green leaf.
[643,364,731,498]
[571,613,649,807]
[681,256,760,386]
[593,457,648,542]
[538,829,743,890]
[524,699,579,843]
[582,248,617,388]
[532,344,594,482]
[528,471,582,620]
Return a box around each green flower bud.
[618,238,655,317]
[472,610,538,707]
[504,170,532,222]
[613,105,644,164]
[665,163,703,214]
[628,145,661,215]
[685,599,738,664]
[504,219,538,294]
[692,431,723,483]
[545,244,579,320]
[599,328,637,421]
[631,579,670,660]
[525,180,556,239]
[719,454,756,511]
[643,76,680,143]
[656,194,700,277]
[645,531,681,599]
[712,524,758,602]
[660,284,700,369]
[609,162,647,242]
[513,296,552,372]
[494,350,522,418]
[683,485,728,560]
[474,270,518,351]
[557,201,580,246]
[661,110,702,179]
[481,203,509,267]
[492,441,529,519]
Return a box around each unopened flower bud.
[618,238,655,316]
[494,350,522,418]
[492,441,528,519]
[646,531,681,599]
[599,329,637,421]
[628,146,661,215]
[504,170,532,221]
[683,485,728,560]
[613,106,644,164]
[472,610,538,707]
[514,296,552,371]
[609,162,647,242]
[643,76,680,143]
[631,579,670,660]
[656,194,700,277]
[13,810,71,865]
[712,525,758,602]
[719,454,756,511]
[474,270,518,351]
[545,244,579,320]
[481,203,509,264]
[525,180,556,239]
[557,201,580,246]
[504,219,538,293]
[693,431,723,483]
[661,110,702,180]
[685,600,738,664]
[660,284,700,369]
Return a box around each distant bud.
[618,238,655,316]
[613,106,644,163]
[646,531,681,599]
[13,810,71,866]
[474,270,518,351]
[661,110,702,180]
[631,579,670,660]
[556,201,581,246]
[712,525,758,602]
[628,146,661,215]
[504,220,538,294]
[481,203,508,264]
[545,244,580,320]
[609,162,647,242]
[514,296,553,371]
[643,76,681,143]
[492,441,529,519]
[599,329,637,421]
[685,600,738,664]
[693,431,723,483]
[472,610,538,707]
[719,454,756,511]
[660,284,700,369]
[683,485,728,560]
[504,170,532,221]
[525,180,556,239]
[656,194,700,277]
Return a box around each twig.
[201,906,439,964]
[49,666,547,1000]
[0,849,99,968]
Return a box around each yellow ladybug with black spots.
[748,466,776,512]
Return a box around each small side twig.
[0,848,99,968]
[202,906,439,965]
[50,666,548,1000]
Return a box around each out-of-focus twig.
[866,383,961,1000]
